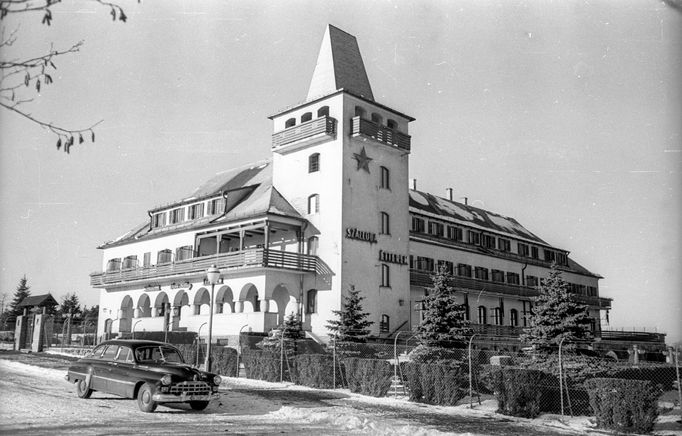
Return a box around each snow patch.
[410,191,430,206]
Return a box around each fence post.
[280,331,284,383]
[393,331,402,399]
[559,337,565,416]
[676,346,681,421]
[332,334,337,390]
[469,334,477,408]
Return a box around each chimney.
[445,188,453,201]
[410,178,417,190]
[461,197,468,205]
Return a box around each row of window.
[106,246,195,271]
[307,152,391,190]
[411,216,569,266]
[354,105,400,131]
[151,198,225,229]
[284,106,330,129]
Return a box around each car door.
[107,346,137,398]
[96,345,119,394]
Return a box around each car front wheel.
[76,379,93,399]
[137,383,158,413]
[189,401,209,411]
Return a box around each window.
[411,217,425,233]
[381,264,390,287]
[152,212,166,228]
[556,252,568,266]
[474,267,489,281]
[157,249,172,265]
[437,260,454,274]
[380,166,390,189]
[522,301,532,327]
[307,236,318,256]
[587,286,597,297]
[285,117,296,128]
[463,294,470,321]
[493,308,502,325]
[175,245,193,261]
[102,345,119,360]
[380,212,390,235]
[317,106,329,117]
[544,249,556,262]
[416,257,435,272]
[506,272,520,285]
[307,194,319,214]
[188,203,204,220]
[106,258,121,272]
[354,106,365,118]
[301,112,312,122]
[306,290,317,314]
[169,207,184,224]
[481,234,496,249]
[308,153,320,173]
[468,231,481,246]
[498,238,511,252]
[457,263,472,278]
[387,119,397,129]
[518,243,529,257]
[371,113,383,125]
[122,255,138,270]
[531,246,539,259]
[491,269,505,283]
[478,306,487,324]
[380,314,390,333]
[428,221,444,237]
[207,198,226,215]
[447,226,463,241]
[143,252,151,267]
[526,275,538,287]
[510,309,519,327]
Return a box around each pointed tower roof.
[307,25,374,101]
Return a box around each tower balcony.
[351,116,411,152]
[272,116,336,152]
[91,249,322,288]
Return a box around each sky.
[0,0,680,343]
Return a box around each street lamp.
[204,264,221,372]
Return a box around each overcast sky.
[1,0,680,343]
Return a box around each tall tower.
[270,25,414,339]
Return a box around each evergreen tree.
[417,265,471,349]
[8,275,31,321]
[58,292,83,319]
[520,263,593,353]
[326,286,373,343]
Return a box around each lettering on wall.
[379,250,408,265]
[345,227,377,244]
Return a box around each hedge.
[243,350,285,382]
[294,354,342,388]
[343,357,393,397]
[404,361,468,406]
[173,344,238,376]
[585,378,661,434]
[484,367,557,418]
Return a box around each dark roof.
[17,294,58,308]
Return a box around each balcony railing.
[410,269,608,308]
[351,116,411,152]
[272,116,336,149]
[91,249,320,287]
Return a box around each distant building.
[91,25,663,357]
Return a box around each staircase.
[387,375,409,398]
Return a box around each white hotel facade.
[93,25,611,349]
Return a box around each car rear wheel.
[137,383,158,413]
[76,379,93,399]
[189,401,209,411]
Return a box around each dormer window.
[188,203,204,220]
[152,212,166,228]
[285,118,296,128]
[207,197,226,215]
[301,112,313,122]
[169,208,184,224]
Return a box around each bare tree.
[0,0,134,153]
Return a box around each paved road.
[0,352,582,435]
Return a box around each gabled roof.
[18,294,58,308]
[99,161,304,248]
[307,24,374,101]
[409,190,549,246]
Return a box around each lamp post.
[204,265,221,372]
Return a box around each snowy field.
[0,355,680,435]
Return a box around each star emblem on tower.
[353,147,373,173]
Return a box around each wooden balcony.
[91,249,321,288]
[351,116,411,152]
[272,116,336,150]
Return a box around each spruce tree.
[417,265,471,349]
[326,285,373,343]
[520,263,593,353]
[7,275,31,323]
[58,292,83,319]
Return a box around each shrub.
[211,346,238,377]
[405,361,468,406]
[585,378,661,434]
[294,354,342,388]
[484,367,556,418]
[610,366,678,391]
[243,350,284,382]
[343,357,393,397]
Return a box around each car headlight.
[213,375,222,386]
[160,374,172,385]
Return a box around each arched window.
[510,309,519,327]
[317,106,329,117]
[381,264,390,287]
[380,314,390,333]
[285,118,296,128]
[371,113,383,125]
[306,289,317,314]
[307,194,319,214]
[354,106,365,118]
[301,112,313,122]
[380,166,390,189]
[308,153,320,173]
[307,236,319,256]
[380,212,390,235]
[387,119,397,129]
[478,306,487,325]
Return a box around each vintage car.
[65,339,221,412]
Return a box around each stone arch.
[215,285,234,314]
[173,290,190,318]
[103,318,113,340]
[193,287,210,315]
[119,296,134,332]
[154,292,169,317]
[239,283,260,313]
[136,294,152,318]
[271,285,295,323]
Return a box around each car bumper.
[152,392,220,403]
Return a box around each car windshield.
[134,346,185,364]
